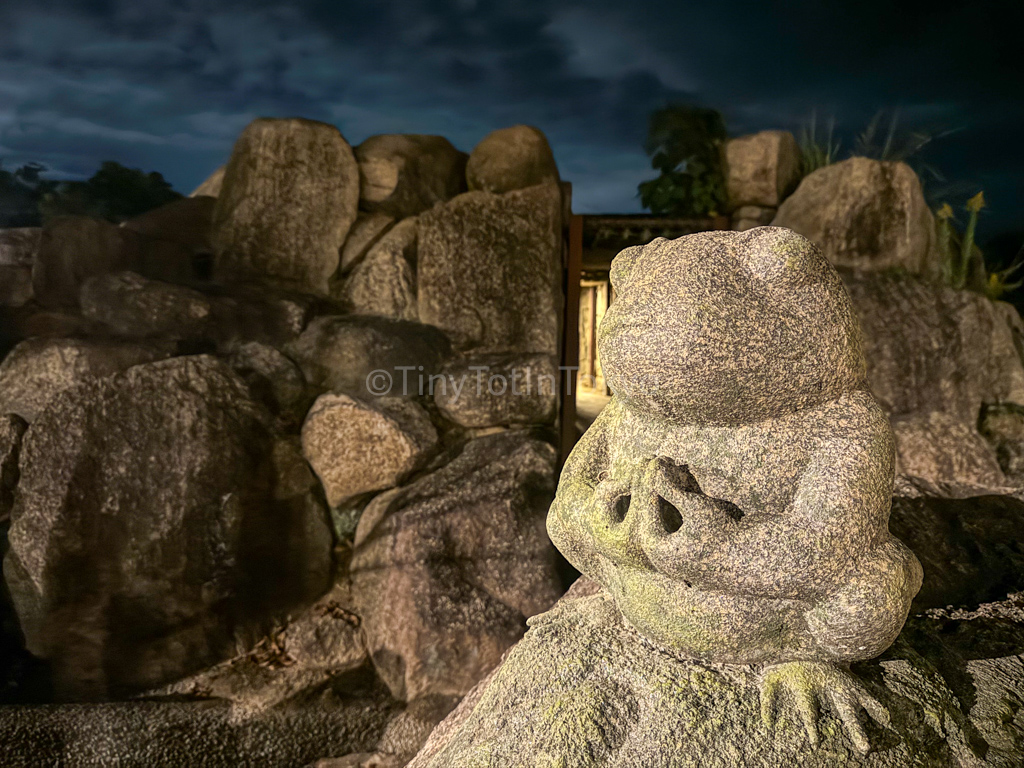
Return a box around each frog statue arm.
[635,428,896,601]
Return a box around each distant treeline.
[0,160,181,228]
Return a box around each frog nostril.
[610,494,631,524]
[658,496,683,533]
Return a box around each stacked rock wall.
[0,118,569,765]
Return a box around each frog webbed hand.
[630,458,747,585]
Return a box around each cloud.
[0,0,1019,230]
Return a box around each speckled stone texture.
[212,118,359,294]
[338,212,396,275]
[190,164,225,197]
[0,694,397,768]
[465,125,560,194]
[772,158,939,277]
[545,228,922,751]
[410,582,1024,767]
[417,183,562,354]
[433,353,559,428]
[843,269,1024,490]
[0,336,174,422]
[3,356,332,700]
[0,413,26,522]
[355,134,468,219]
[350,431,562,702]
[285,315,451,400]
[724,130,802,208]
[341,217,418,321]
[301,393,438,507]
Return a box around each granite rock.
[212,118,359,294]
[338,212,396,275]
[301,394,438,508]
[409,582,1024,767]
[433,353,558,428]
[724,130,801,208]
[0,227,39,267]
[81,271,217,341]
[891,411,1008,491]
[285,315,451,399]
[843,269,1024,488]
[191,165,226,197]
[32,216,133,308]
[341,218,418,321]
[417,184,562,354]
[355,134,467,219]
[0,227,39,307]
[226,341,310,425]
[980,403,1024,484]
[122,195,216,284]
[889,492,1024,610]
[0,336,174,422]
[465,126,559,194]
[772,158,939,276]
[350,432,562,701]
[3,356,332,700]
[149,578,368,715]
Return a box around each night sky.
[1,0,1021,237]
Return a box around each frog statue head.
[598,226,867,427]
[548,227,922,753]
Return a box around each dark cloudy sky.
[0,0,1021,234]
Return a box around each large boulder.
[226,341,310,426]
[3,356,332,700]
[355,134,468,219]
[32,216,133,308]
[301,394,438,508]
[724,130,802,208]
[81,271,217,342]
[341,217,418,321]
[843,270,1024,488]
[417,184,562,354]
[0,694,398,767]
[212,118,359,294]
[0,336,174,422]
[122,196,216,284]
[980,403,1024,484]
[338,212,396,275]
[0,227,39,307]
[773,157,939,276]
[350,432,563,701]
[123,196,215,253]
[465,126,559,194]
[285,315,451,399]
[409,580,1024,767]
[190,165,225,198]
[0,227,39,266]
[892,412,1009,490]
[149,578,368,716]
[433,353,558,428]
[80,271,318,349]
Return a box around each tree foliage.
[637,104,728,218]
[39,161,182,223]
[0,161,58,227]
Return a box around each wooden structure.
[559,213,729,464]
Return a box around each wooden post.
[559,214,584,466]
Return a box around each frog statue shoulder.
[548,226,923,754]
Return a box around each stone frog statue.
[548,227,923,754]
